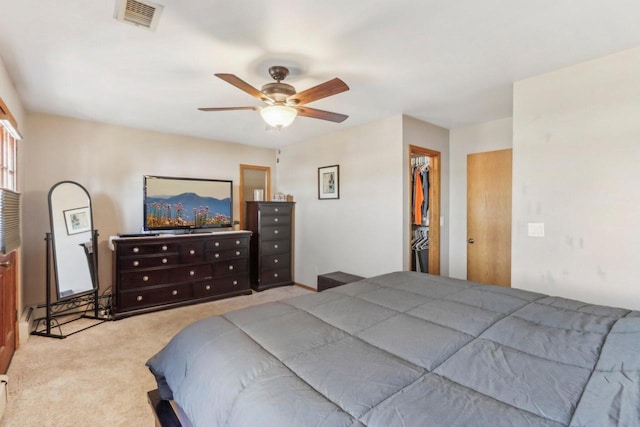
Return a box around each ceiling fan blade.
[214,74,271,102]
[198,106,259,112]
[296,106,348,123]
[287,78,349,106]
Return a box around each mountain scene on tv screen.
[146,192,231,228]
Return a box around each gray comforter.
[147,271,640,427]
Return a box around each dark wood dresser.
[111,231,252,319]
[246,201,294,291]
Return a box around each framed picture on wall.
[63,206,91,235]
[318,165,339,200]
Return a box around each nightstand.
[317,271,365,292]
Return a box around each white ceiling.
[1,0,640,148]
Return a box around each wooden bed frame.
[148,389,181,427]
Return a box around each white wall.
[277,116,404,288]
[512,46,640,310]
[21,112,276,306]
[448,117,513,279]
[402,116,450,275]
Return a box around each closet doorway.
[409,145,440,275]
[239,164,271,228]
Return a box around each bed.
[146,271,640,427]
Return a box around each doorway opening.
[239,164,271,228]
[408,145,440,275]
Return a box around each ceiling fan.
[198,66,349,129]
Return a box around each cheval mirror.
[32,181,102,338]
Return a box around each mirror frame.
[48,181,99,301]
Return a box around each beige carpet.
[1,286,310,427]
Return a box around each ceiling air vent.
[115,0,164,31]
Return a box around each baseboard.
[18,306,35,345]
[294,282,317,292]
[0,375,8,421]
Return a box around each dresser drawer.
[206,247,248,262]
[118,242,178,256]
[260,254,290,270]
[260,268,291,286]
[213,258,248,276]
[259,204,291,215]
[206,236,250,251]
[180,240,205,261]
[119,283,193,310]
[168,264,212,282]
[193,275,249,297]
[260,239,290,256]
[260,225,290,241]
[119,254,179,270]
[260,215,291,226]
[120,270,169,290]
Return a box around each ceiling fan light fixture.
[260,105,297,129]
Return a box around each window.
[0,97,20,191]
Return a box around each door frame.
[408,145,440,275]
[238,164,271,228]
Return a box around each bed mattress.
[147,271,640,426]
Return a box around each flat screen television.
[143,175,233,231]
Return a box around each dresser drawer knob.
[232,280,238,286]
[274,259,279,263]
[136,295,143,302]
[235,251,240,256]
[214,242,220,247]
[133,247,139,253]
[274,273,279,278]
[214,253,220,258]
[133,261,139,267]
[189,249,195,255]
[274,230,279,234]
[235,240,240,245]
[205,284,211,291]
[142,275,149,282]
[162,258,168,264]
[274,244,279,249]
[274,218,279,222]
[189,270,195,276]
[275,208,279,212]
[172,290,178,296]
[162,245,168,251]
[228,265,234,271]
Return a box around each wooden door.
[0,251,17,374]
[467,149,512,287]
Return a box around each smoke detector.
[114,0,164,31]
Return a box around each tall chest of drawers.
[246,201,294,291]
[111,231,252,319]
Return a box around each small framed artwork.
[318,165,339,200]
[63,206,91,235]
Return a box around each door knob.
[468,238,475,244]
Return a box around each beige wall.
[277,115,450,289]
[402,115,450,275]
[21,112,276,306]
[512,46,640,310]
[277,116,405,288]
[448,117,513,279]
[0,56,24,130]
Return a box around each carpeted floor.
[1,286,310,427]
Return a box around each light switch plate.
[528,222,545,237]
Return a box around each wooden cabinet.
[111,232,251,319]
[246,202,294,291]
